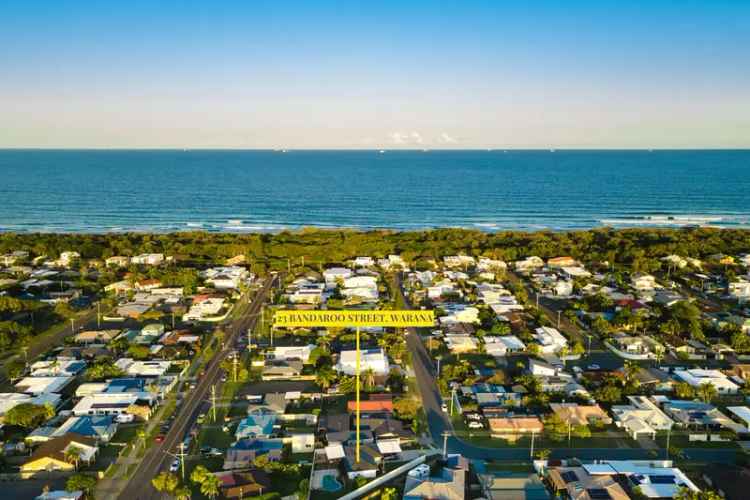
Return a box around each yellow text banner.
[273,309,434,328]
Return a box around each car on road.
[441,403,448,412]
[468,421,484,429]
[587,364,601,371]
[169,459,180,473]
[154,434,165,443]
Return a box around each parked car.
[441,403,448,412]
[468,421,484,429]
[154,434,165,443]
[115,414,134,423]
[169,459,180,473]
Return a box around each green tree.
[675,382,695,399]
[697,382,718,403]
[199,473,221,499]
[64,446,83,470]
[65,473,97,496]
[315,366,337,392]
[152,472,179,495]
[190,465,210,485]
[4,403,52,428]
[381,486,398,500]
[174,485,191,500]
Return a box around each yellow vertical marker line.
[356,325,361,463]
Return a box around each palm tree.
[64,446,83,471]
[698,382,718,403]
[136,428,147,449]
[315,366,337,392]
[152,471,179,495]
[363,368,376,391]
[190,464,210,485]
[174,485,192,500]
[200,473,221,499]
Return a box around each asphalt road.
[398,274,739,464]
[117,274,279,500]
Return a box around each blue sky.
[1,1,748,148]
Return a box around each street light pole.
[442,431,450,457]
[530,430,536,458]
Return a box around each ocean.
[0,149,748,233]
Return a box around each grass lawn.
[655,433,739,450]
[450,415,634,449]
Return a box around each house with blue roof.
[52,415,118,443]
[223,438,284,469]
[235,414,277,440]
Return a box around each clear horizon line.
[1,147,749,152]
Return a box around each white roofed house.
[611,396,674,440]
[427,279,459,300]
[105,256,130,267]
[114,358,171,378]
[483,335,525,357]
[553,280,574,297]
[323,267,353,289]
[353,256,375,267]
[673,368,739,394]
[477,257,507,272]
[201,266,250,290]
[533,326,568,354]
[183,297,225,321]
[631,273,657,291]
[58,251,80,267]
[440,305,480,325]
[131,253,164,266]
[443,255,476,269]
[271,345,315,363]
[445,335,479,354]
[513,256,544,272]
[728,278,750,302]
[336,348,390,376]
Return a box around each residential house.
[261,359,303,380]
[235,414,277,440]
[611,396,673,440]
[483,336,525,357]
[533,327,568,354]
[445,335,479,354]
[215,469,272,499]
[21,434,98,474]
[548,256,578,268]
[487,417,544,441]
[549,403,612,426]
[514,256,545,273]
[223,439,283,469]
[336,348,389,376]
[403,455,468,500]
[52,415,118,443]
[131,253,164,266]
[631,273,657,291]
[270,344,315,363]
[673,368,739,394]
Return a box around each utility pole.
[450,387,457,416]
[530,430,536,458]
[178,442,187,480]
[232,355,239,382]
[557,310,561,329]
[211,384,217,422]
[568,419,572,444]
[536,292,539,308]
[97,302,101,328]
[70,318,75,332]
[436,356,442,377]
[587,334,592,356]
[172,311,175,330]
[442,431,450,457]
[665,426,671,459]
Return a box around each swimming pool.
[321,474,343,492]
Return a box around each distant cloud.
[389,131,423,145]
[439,132,458,144]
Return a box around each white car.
[169,459,180,473]
[441,403,448,413]
[468,421,484,429]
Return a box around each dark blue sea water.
[0,149,748,233]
